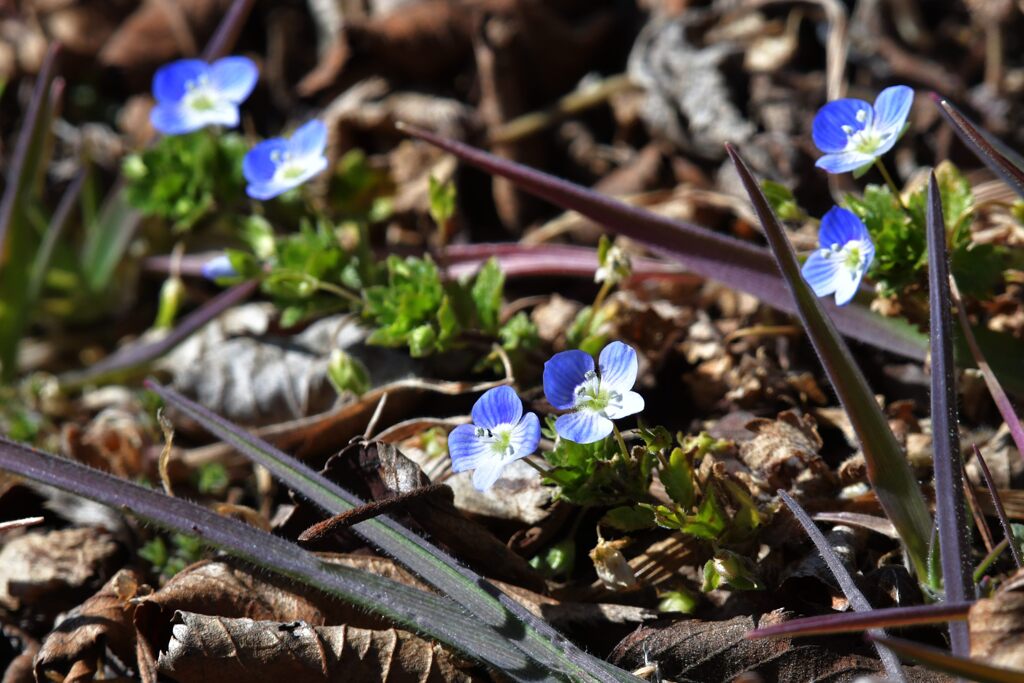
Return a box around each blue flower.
[150,57,258,135]
[448,386,541,490]
[242,120,329,200]
[812,85,913,174]
[201,254,237,280]
[801,207,875,306]
[543,341,644,444]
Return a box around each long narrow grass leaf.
[932,94,1024,198]
[28,170,84,305]
[0,435,552,679]
[748,601,972,640]
[146,381,638,683]
[867,635,1023,683]
[777,491,905,681]
[926,172,973,655]
[398,124,927,361]
[201,0,256,61]
[58,280,259,391]
[950,276,1024,467]
[973,444,1023,568]
[727,144,933,578]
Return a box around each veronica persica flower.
[150,57,258,135]
[448,386,541,490]
[801,207,875,306]
[812,85,913,174]
[242,120,329,200]
[543,341,644,444]
[201,254,236,280]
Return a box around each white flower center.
[819,240,868,273]
[270,149,309,182]
[474,424,516,459]
[184,75,219,112]
[573,370,622,415]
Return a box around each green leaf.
[327,349,371,396]
[760,180,805,222]
[602,505,656,532]
[498,312,539,352]
[470,257,504,332]
[408,324,437,357]
[428,175,457,227]
[660,447,694,509]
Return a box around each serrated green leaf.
[660,447,694,509]
[470,257,504,332]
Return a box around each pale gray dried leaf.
[969,576,1024,671]
[0,528,122,622]
[158,612,479,682]
[628,13,754,160]
[159,307,415,424]
[739,410,832,496]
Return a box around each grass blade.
[972,444,1023,568]
[0,435,551,679]
[398,124,928,362]
[201,0,255,61]
[926,172,973,655]
[147,381,638,683]
[58,280,259,391]
[777,491,905,682]
[867,635,1023,683]
[932,94,1024,198]
[726,143,933,579]
[748,601,971,640]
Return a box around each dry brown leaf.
[157,612,480,682]
[969,569,1024,671]
[2,622,39,683]
[609,611,944,682]
[33,568,146,683]
[0,527,122,625]
[739,410,833,496]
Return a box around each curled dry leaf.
[739,410,833,497]
[33,568,146,683]
[157,612,479,682]
[969,568,1024,671]
[609,611,942,682]
[0,527,122,628]
[589,537,638,591]
[159,308,415,425]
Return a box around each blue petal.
[543,350,594,410]
[448,424,489,473]
[242,139,288,183]
[801,250,841,298]
[471,385,523,429]
[201,255,236,280]
[472,459,507,490]
[555,410,613,444]
[819,207,869,248]
[509,412,541,457]
[150,103,205,135]
[209,56,258,103]
[597,341,638,393]
[815,150,876,174]
[289,119,328,158]
[246,178,297,201]
[152,59,207,103]
[873,85,913,136]
[812,98,873,153]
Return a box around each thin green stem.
[612,424,630,461]
[592,279,614,311]
[523,456,551,476]
[974,537,1008,583]
[874,159,907,212]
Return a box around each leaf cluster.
[124,131,248,231]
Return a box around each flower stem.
[612,424,630,461]
[523,456,551,476]
[592,279,614,312]
[873,159,907,212]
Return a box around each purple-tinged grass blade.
[398,124,928,362]
[0,435,550,679]
[867,635,1023,683]
[82,0,254,294]
[932,94,1024,198]
[950,276,1024,467]
[58,280,259,391]
[926,172,973,656]
[201,0,255,61]
[777,491,905,682]
[973,444,1023,568]
[748,601,972,640]
[145,380,639,683]
[443,243,683,280]
[728,143,933,580]
[0,46,61,382]
[811,512,899,539]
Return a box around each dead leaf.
[969,569,1024,671]
[739,410,833,496]
[0,527,122,627]
[609,611,945,682]
[33,568,146,683]
[590,538,638,591]
[157,612,480,682]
